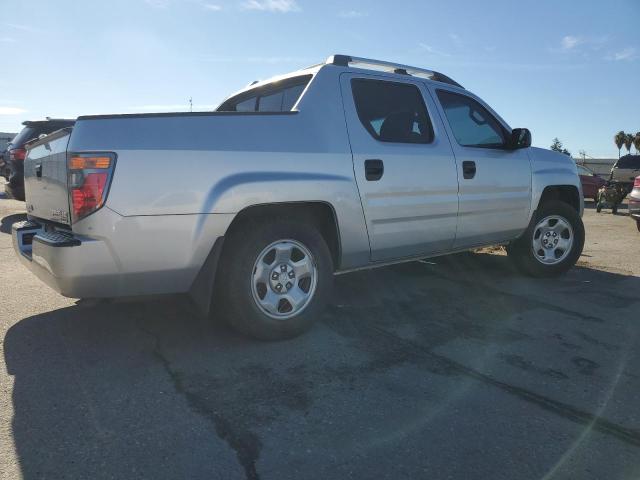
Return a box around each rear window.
[10,122,74,147]
[10,127,38,147]
[615,155,640,169]
[350,78,434,144]
[218,75,311,112]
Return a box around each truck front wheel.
[507,200,584,277]
[217,217,333,340]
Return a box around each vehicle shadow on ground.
[4,254,640,479]
[0,213,27,234]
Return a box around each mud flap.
[188,236,225,318]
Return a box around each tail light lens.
[634,177,640,188]
[68,153,116,222]
[10,148,26,162]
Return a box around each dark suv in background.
[5,119,75,200]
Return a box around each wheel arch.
[226,201,342,269]
[188,200,343,319]
[536,185,582,213]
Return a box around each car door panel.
[341,74,460,261]
[430,87,532,248]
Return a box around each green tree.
[614,131,626,158]
[634,132,640,155]
[624,133,634,155]
[550,137,571,156]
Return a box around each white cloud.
[197,54,311,64]
[3,23,38,33]
[144,0,170,7]
[202,3,222,10]
[241,0,300,12]
[561,35,583,50]
[611,47,637,61]
[448,33,462,46]
[339,10,367,18]
[0,107,27,115]
[419,43,452,57]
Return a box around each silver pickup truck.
[13,55,584,340]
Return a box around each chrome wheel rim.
[251,239,318,319]
[531,215,574,265]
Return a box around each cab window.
[437,90,506,148]
[351,78,434,144]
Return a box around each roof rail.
[325,54,463,89]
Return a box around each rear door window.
[350,79,434,144]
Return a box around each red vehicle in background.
[577,164,606,203]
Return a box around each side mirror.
[508,128,531,149]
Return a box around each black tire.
[636,220,640,233]
[507,200,584,278]
[216,216,333,340]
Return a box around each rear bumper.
[12,220,122,298]
[12,211,235,299]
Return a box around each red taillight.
[634,176,640,188]
[10,148,26,161]
[71,172,108,219]
[68,152,115,222]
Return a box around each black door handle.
[365,159,384,181]
[35,163,42,178]
[462,160,476,179]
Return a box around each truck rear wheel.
[217,217,333,340]
[507,200,584,277]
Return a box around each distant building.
[575,157,616,177]
[0,132,16,151]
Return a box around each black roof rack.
[325,54,463,88]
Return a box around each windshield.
[615,155,640,169]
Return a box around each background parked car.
[0,148,9,182]
[5,119,74,200]
[610,154,640,184]
[577,164,606,203]
[629,175,640,232]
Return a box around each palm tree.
[614,131,626,158]
[624,133,634,155]
[634,132,640,155]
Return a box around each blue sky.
[0,0,638,157]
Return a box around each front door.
[431,87,532,248]
[341,74,460,261]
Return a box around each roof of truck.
[217,54,463,110]
[323,54,463,88]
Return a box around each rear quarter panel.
[69,69,371,269]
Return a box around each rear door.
[23,129,72,224]
[431,87,532,248]
[341,74,459,261]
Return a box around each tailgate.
[24,128,72,225]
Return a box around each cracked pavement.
[1,194,639,480]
